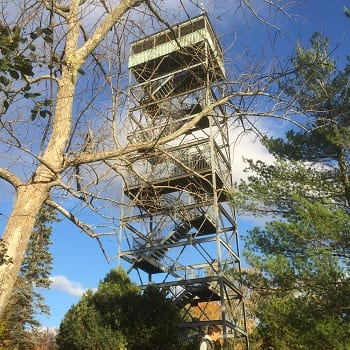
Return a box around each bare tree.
[0,0,299,318]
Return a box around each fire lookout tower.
[119,14,248,349]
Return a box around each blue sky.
[1,0,349,329]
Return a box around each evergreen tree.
[57,268,183,350]
[0,204,57,349]
[237,33,350,349]
[57,290,126,350]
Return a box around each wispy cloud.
[49,275,90,297]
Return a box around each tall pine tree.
[237,33,350,349]
[0,204,57,349]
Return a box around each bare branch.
[76,0,146,62]
[46,199,112,261]
[0,168,23,188]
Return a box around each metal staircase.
[134,221,191,271]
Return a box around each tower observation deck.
[119,14,249,349]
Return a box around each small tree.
[57,268,183,350]
[57,291,126,350]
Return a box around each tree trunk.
[0,184,49,316]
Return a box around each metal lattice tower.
[118,14,248,349]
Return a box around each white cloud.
[49,275,90,297]
[231,130,275,182]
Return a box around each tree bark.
[0,184,49,316]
